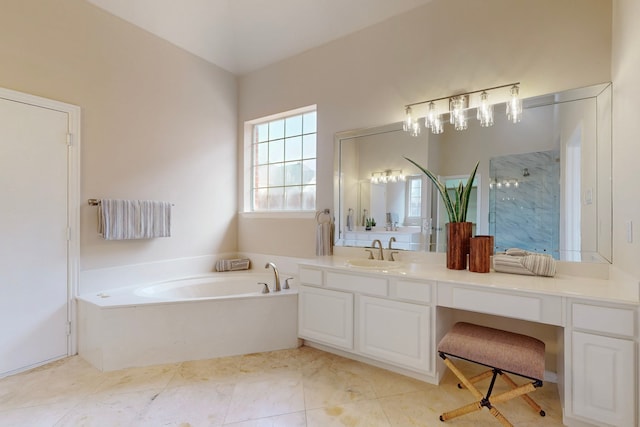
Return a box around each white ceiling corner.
[85,0,433,75]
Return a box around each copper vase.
[446,222,472,270]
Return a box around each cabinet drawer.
[392,279,433,303]
[572,303,635,337]
[325,271,387,296]
[299,267,323,286]
[438,283,563,326]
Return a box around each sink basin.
[345,259,405,270]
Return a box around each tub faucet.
[265,262,281,292]
[371,239,384,260]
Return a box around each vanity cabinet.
[298,285,353,350]
[567,301,637,426]
[358,295,431,373]
[298,267,434,377]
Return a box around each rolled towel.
[493,249,556,277]
[215,258,251,272]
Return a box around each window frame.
[242,105,317,216]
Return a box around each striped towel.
[315,221,334,256]
[493,248,556,277]
[98,199,171,240]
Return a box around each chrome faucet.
[371,239,384,260]
[265,262,281,292]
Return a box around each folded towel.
[493,248,556,277]
[215,258,251,272]
[98,199,171,240]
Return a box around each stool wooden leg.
[458,369,494,389]
[442,358,484,400]
[499,373,545,416]
[488,406,513,427]
[490,382,536,405]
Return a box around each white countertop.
[298,256,640,305]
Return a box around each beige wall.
[238,0,612,258]
[0,0,238,270]
[612,0,640,279]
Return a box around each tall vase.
[446,222,472,270]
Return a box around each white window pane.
[285,136,302,161]
[285,186,302,210]
[269,120,284,140]
[302,134,316,159]
[255,165,269,188]
[285,115,302,137]
[269,139,284,163]
[303,111,316,134]
[256,123,269,143]
[254,188,268,210]
[285,161,302,186]
[256,142,268,165]
[268,187,284,210]
[302,159,316,185]
[302,185,316,210]
[268,164,284,187]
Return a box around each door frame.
[0,86,80,357]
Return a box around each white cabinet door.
[358,295,431,373]
[298,285,353,350]
[572,331,635,426]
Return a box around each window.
[405,175,423,225]
[250,107,316,211]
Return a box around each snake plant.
[404,157,479,223]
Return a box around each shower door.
[0,89,77,377]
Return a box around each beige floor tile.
[0,357,104,411]
[53,389,157,427]
[0,346,567,427]
[224,373,305,424]
[91,363,179,396]
[306,398,391,427]
[0,402,74,427]
[222,411,306,427]
[302,364,377,410]
[134,382,234,426]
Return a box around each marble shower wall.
[489,151,560,258]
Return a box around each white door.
[0,95,71,376]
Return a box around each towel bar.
[88,199,174,206]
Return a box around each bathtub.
[77,272,299,371]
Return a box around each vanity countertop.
[299,256,640,305]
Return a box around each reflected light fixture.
[506,84,523,123]
[403,82,521,136]
[371,169,405,184]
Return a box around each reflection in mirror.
[335,83,612,262]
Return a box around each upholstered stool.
[437,322,546,426]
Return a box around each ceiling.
[86,0,433,75]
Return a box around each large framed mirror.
[334,82,612,262]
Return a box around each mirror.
[335,82,612,262]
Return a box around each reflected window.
[405,176,422,225]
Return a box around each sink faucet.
[371,239,384,260]
[265,262,281,292]
[388,236,396,249]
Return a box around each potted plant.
[404,157,479,270]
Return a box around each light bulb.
[506,85,523,123]
[477,91,494,127]
[426,101,437,130]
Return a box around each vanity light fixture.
[371,169,405,184]
[403,82,521,136]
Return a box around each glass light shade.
[426,101,437,130]
[431,114,444,134]
[410,119,421,137]
[477,91,494,127]
[403,106,413,131]
[506,85,523,123]
[454,109,468,131]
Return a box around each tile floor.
[0,346,565,426]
